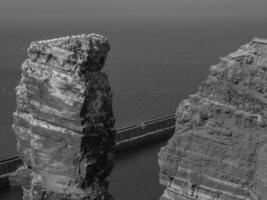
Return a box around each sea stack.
[158,38,267,200]
[12,34,116,200]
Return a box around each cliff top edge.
[28,33,110,54]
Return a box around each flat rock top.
[28,33,110,55]
[27,33,111,71]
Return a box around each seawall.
[0,114,175,190]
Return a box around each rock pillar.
[158,38,267,200]
[13,34,115,200]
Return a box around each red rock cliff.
[12,34,116,200]
[158,38,267,200]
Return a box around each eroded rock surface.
[13,34,115,200]
[158,38,267,200]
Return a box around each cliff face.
[12,34,116,200]
[158,38,267,200]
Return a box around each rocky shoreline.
[5,34,267,200]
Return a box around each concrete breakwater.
[0,114,175,190]
[116,114,174,151]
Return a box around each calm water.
[1,0,267,199]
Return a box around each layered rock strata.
[12,34,116,200]
[158,38,267,200]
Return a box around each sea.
[0,0,267,199]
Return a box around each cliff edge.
[158,38,267,200]
[12,34,116,200]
